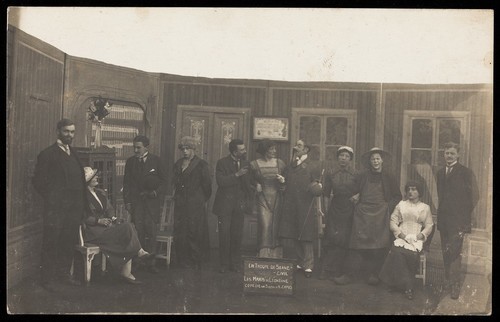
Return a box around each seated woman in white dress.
[378,180,434,300]
[83,167,152,284]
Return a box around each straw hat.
[84,167,98,183]
[361,147,391,169]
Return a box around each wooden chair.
[155,195,174,268]
[415,224,435,286]
[70,225,107,285]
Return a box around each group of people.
[33,118,479,302]
[317,143,478,301]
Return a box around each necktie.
[139,156,145,172]
[446,166,452,176]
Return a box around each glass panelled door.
[176,106,252,249]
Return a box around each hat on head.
[361,147,391,169]
[178,136,198,150]
[84,167,98,183]
[337,146,354,159]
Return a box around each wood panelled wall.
[7,26,66,286]
[8,24,493,287]
[161,80,268,190]
[270,86,379,170]
[383,84,493,231]
[161,78,381,188]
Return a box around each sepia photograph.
[6,7,493,315]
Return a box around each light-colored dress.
[378,199,434,290]
[390,200,434,252]
[250,158,285,258]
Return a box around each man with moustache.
[436,142,479,299]
[279,139,322,278]
[213,139,251,273]
[32,118,88,291]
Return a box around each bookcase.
[87,100,145,221]
[75,146,117,207]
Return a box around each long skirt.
[378,245,420,290]
[85,222,142,271]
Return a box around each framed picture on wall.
[253,117,289,141]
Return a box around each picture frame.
[253,117,289,141]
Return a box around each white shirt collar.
[446,161,457,168]
[56,139,69,149]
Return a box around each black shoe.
[148,265,160,274]
[405,289,414,300]
[229,266,241,273]
[219,267,227,274]
[304,269,313,278]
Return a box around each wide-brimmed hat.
[361,147,391,169]
[84,167,98,183]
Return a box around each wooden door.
[175,106,254,249]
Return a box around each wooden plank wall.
[8,25,492,286]
[7,26,66,287]
[270,86,379,170]
[161,80,268,190]
[383,84,493,231]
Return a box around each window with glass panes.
[402,111,470,213]
[291,108,356,162]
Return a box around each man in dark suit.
[436,142,479,300]
[32,118,87,292]
[213,139,251,273]
[279,139,322,278]
[123,135,167,273]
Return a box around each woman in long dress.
[349,147,402,285]
[250,139,286,258]
[318,146,357,284]
[379,180,434,300]
[83,167,152,284]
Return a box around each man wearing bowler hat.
[123,135,167,273]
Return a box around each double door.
[175,105,255,249]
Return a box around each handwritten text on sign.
[243,257,295,296]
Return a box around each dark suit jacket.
[123,153,167,221]
[279,157,321,241]
[436,162,479,233]
[32,143,87,215]
[212,155,252,217]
